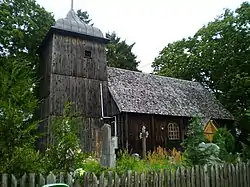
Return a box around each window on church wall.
[168,122,180,140]
[84,50,92,59]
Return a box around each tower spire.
[71,0,73,10]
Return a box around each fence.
[1,162,250,187]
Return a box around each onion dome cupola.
[53,9,107,41]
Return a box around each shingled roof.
[107,67,233,120]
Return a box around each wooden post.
[140,125,149,159]
[125,113,129,150]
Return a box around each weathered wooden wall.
[38,32,108,152]
[116,112,233,154]
[117,113,189,154]
[106,92,120,116]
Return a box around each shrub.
[213,128,237,162]
[241,135,250,161]
[0,146,44,176]
[116,150,147,175]
[147,146,170,170]
[182,117,222,165]
[43,102,83,173]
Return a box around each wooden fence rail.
[1,162,250,187]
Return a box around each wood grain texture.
[38,33,108,152]
[2,163,250,187]
[52,34,107,81]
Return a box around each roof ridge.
[107,66,201,85]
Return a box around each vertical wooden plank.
[11,174,17,187]
[191,167,195,187]
[231,164,236,187]
[125,112,129,150]
[120,173,126,187]
[114,172,120,187]
[127,170,132,186]
[220,165,225,187]
[99,172,105,187]
[108,171,113,187]
[92,173,98,187]
[146,171,152,187]
[215,164,220,187]
[227,164,232,187]
[185,167,190,187]
[38,174,45,187]
[243,162,247,187]
[2,174,8,187]
[247,162,250,187]
[210,165,216,187]
[195,165,201,187]
[158,170,163,187]
[84,172,89,187]
[47,173,56,184]
[242,162,246,187]
[164,169,169,187]
[176,168,181,187]
[235,163,239,187]
[59,173,64,183]
[29,173,35,187]
[180,167,186,187]
[134,172,139,187]
[151,115,155,150]
[20,174,27,187]
[140,173,146,187]
[204,165,209,187]
[224,164,229,187]
[67,173,73,187]
[171,168,176,187]
[239,162,243,187]
[200,165,204,187]
[154,171,159,187]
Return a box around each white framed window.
[168,122,180,140]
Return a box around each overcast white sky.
[36,0,246,73]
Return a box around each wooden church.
[37,7,233,154]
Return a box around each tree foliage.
[0,0,55,174]
[152,2,250,139]
[76,10,140,71]
[0,56,41,174]
[182,118,206,165]
[106,32,140,71]
[43,103,83,173]
[0,0,54,60]
[76,9,93,26]
[213,128,238,162]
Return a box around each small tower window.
[84,50,92,58]
[168,122,180,140]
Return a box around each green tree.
[76,9,93,25]
[213,128,238,162]
[182,118,221,165]
[152,2,250,141]
[106,32,140,71]
[0,56,42,174]
[76,10,140,71]
[0,0,54,60]
[0,0,55,174]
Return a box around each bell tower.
[37,3,109,152]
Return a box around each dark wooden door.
[154,120,168,149]
[127,114,151,155]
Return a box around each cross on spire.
[71,0,74,10]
